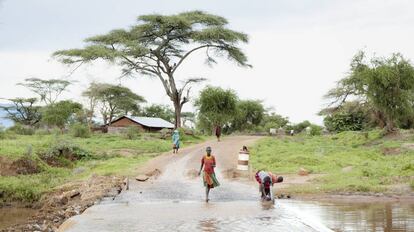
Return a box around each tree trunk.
[173,100,182,128]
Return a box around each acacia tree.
[324,51,414,133]
[83,83,145,125]
[18,78,72,105]
[0,98,42,126]
[53,11,250,128]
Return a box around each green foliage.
[8,123,35,135]
[309,124,323,136]
[54,11,250,128]
[70,123,91,138]
[322,101,369,132]
[43,139,92,161]
[0,98,42,126]
[41,100,83,128]
[0,173,62,202]
[251,131,414,194]
[0,132,201,202]
[83,83,145,125]
[324,51,414,133]
[195,86,238,131]
[17,78,72,105]
[140,104,174,122]
[123,126,141,140]
[230,100,265,132]
[261,113,289,132]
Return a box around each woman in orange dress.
[198,146,220,202]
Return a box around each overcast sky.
[1,0,414,124]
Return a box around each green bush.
[42,140,91,161]
[8,124,35,135]
[310,124,323,136]
[124,126,141,140]
[70,123,91,138]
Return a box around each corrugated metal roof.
[128,116,174,129]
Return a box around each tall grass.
[251,130,414,193]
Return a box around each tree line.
[0,79,193,132]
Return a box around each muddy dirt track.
[57,136,336,232]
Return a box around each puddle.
[0,207,36,230]
[284,201,414,232]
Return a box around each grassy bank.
[250,131,414,194]
[0,132,206,203]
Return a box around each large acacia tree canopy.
[53,11,250,72]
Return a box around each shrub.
[8,123,35,135]
[70,123,91,138]
[124,126,141,140]
[159,128,172,139]
[310,124,323,136]
[40,140,91,166]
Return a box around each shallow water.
[283,201,414,232]
[0,207,36,230]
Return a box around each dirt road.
[58,136,333,232]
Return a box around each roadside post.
[237,149,249,171]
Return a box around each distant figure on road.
[241,146,249,153]
[255,170,283,201]
[198,146,220,202]
[215,126,222,142]
[172,130,180,154]
[290,130,294,136]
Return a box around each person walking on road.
[198,146,220,202]
[172,130,180,154]
[215,126,222,142]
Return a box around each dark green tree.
[41,100,83,129]
[325,51,414,133]
[140,104,175,122]
[320,101,370,132]
[231,100,265,131]
[0,98,42,126]
[195,86,238,132]
[53,11,250,128]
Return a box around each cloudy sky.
[1,0,413,124]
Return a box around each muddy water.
[56,138,414,232]
[0,207,36,230]
[284,201,414,232]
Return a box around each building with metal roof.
[108,116,174,133]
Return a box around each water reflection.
[284,201,414,232]
[198,219,218,232]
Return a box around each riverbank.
[249,130,414,198]
[0,132,207,231]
